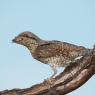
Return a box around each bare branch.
[0,48,95,95]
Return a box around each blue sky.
[0,0,95,95]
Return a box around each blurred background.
[0,0,95,95]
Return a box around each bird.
[12,31,91,79]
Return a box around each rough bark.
[0,47,95,95]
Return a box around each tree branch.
[0,48,95,95]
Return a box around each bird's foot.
[44,77,55,87]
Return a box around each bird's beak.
[12,37,16,43]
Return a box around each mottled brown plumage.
[12,31,91,78]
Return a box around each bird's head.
[12,31,42,47]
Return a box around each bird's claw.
[44,78,55,86]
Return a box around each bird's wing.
[33,41,69,58]
[33,40,90,59]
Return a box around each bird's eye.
[18,38,23,41]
